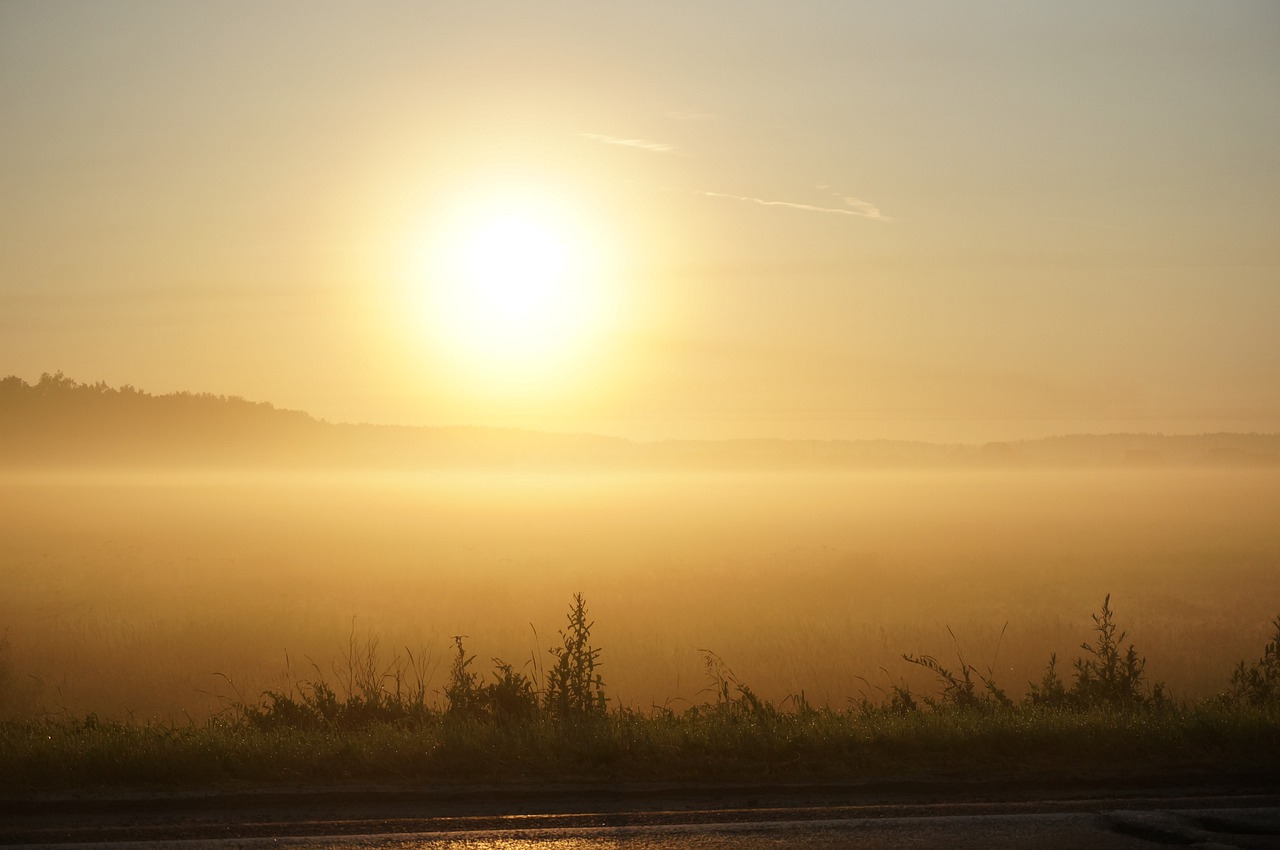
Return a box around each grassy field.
[2,591,1277,791]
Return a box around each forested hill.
[0,373,630,468]
[2,373,1278,470]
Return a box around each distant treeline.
[2,372,1278,470]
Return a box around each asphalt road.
[8,807,1280,849]
[5,784,1279,849]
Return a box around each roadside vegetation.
[1,594,1277,790]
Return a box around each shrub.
[543,593,607,720]
[1226,616,1280,706]
[1026,653,1069,707]
[699,650,771,719]
[1025,595,1164,709]
[236,632,434,730]
[902,626,1012,711]
[1070,594,1164,707]
[444,636,483,718]
[444,638,539,721]
[483,660,539,720]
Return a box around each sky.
[2,1,1278,442]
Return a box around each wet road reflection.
[194,808,1280,850]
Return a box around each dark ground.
[4,773,1279,846]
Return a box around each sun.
[408,189,618,391]
[456,214,573,345]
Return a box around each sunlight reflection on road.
[284,813,1172,850]
[15,809,1280,849]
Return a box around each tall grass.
[2,594,1277,790]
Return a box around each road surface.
[4,783,1278,848]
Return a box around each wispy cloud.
[581,133,683,155]
[694,190,892,221]
[838,196,890,220]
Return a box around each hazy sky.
[3,1,1278,441]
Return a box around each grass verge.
[2,702,1278,791]
[2,595,1278,791]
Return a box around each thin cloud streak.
[695,190,893,221]
[839,196,890,220]
[581,133,683,154]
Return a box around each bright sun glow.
[408,188,618,393]
[458,215,572,342]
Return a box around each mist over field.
[4,464,1277,721]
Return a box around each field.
[3,468,1279,722]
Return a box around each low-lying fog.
[3,468,1278,719]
